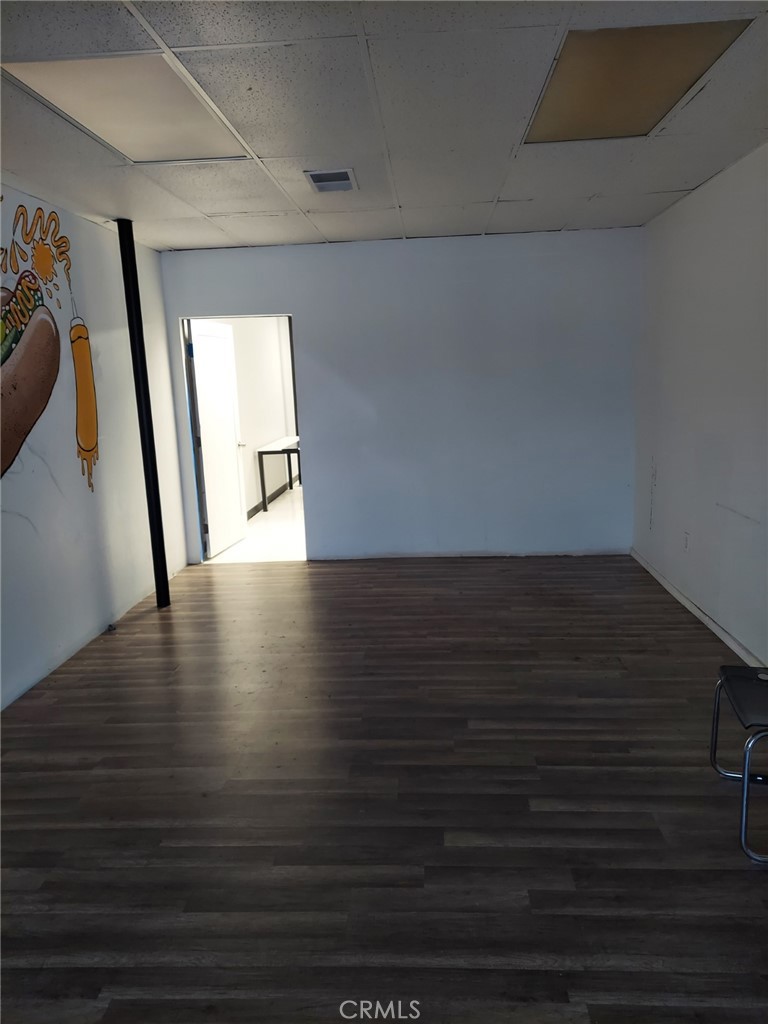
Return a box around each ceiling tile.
[1,77,202,223]
[307,209,401,242]
[501,139,640,199]
[139,160,292,215]
[362,2,564,36]
[213,213,325,246]
[137,1,356,48]
[569,2,768,29]
[69,166,206,223]
[565,191,690,229]
[608,131,768,193]
[132,217,233,251]
[402,204,492,238]
[391,151,509,206]
[370,28,560,158]
[659,17,768,136]
[527,20,752,144]
[1,75,121,173]
[487,198,583,234]
[264,152,394,211]
[179,37,379,157]
[4,54,246,162]
[0,1,159,60]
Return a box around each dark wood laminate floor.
[3,555,767,1024]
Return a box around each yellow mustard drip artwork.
[0,198,100,489]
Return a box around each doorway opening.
[182,315,306,563]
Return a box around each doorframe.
[287,316,299,437]
[181,317,211,560]
[178,313,301,564]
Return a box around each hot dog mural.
[1,197,99,489]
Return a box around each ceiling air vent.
[304,168,358,193]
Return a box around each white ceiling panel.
[402,204,492,238]
[607,131,768,194]
[0,1,159,61]
[139,160,292,215]
[488,198,585,234]
[565,191,690,229]
[213,212,325,246]
[501,139,641,200]
[369,28,560,157]
[569,2,768,29]
[137,1,356,48]
[264,152,394,211]
[133,217,233,251]
[658,17,768,136]
[391,151,509,206]
[6,164,209,227]
[1,75,122,174]
[61,164,206,223]
[179,37,379,157]
[307,208,401,242]
[0,77,201,223]
[4,54,246,162]
[362,2,564,36]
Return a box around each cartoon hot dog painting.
[1,271,61,475]
[69,318,99,487]
[0,198,99,489]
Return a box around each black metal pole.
[116,219,171,609]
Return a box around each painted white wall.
[213,316,296,512]
[0,185,187,708]
[161,229,643,561]
[634,144,768,663]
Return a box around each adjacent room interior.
[1,2,767,1022]
[185,314,305,563]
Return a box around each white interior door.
[190,320,246,558]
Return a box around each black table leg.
[259,452,268,511]
[287,452,293,489]
[297,451,301,485]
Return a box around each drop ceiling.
[1,1,766,251]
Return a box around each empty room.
[1,2,767,1022]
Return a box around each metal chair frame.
[710,679,768,863]
[741,730,768,864]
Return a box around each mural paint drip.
[0,198,99,489]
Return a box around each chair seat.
[720,666,768,729]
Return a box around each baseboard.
[247,476,299,520]
[630,548,763,667]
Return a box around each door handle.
[237,443,247,447]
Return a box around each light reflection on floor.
[209,486,306,563]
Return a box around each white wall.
[634,145,768,664]
[214,316,296,512]
[1,185,187,708]
[161,229,643,561]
